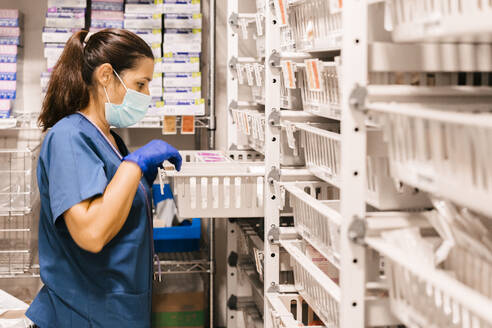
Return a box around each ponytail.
[38,28,153,131]
[39,30,90,131]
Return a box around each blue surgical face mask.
[103,70,151,128]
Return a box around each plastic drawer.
[287,0,342,52]
[372,106,492,217]
[386,0,492,43]
[282,182,341,268]
[280,240,340,328]
[298,58,341,120]
[295,122,431,210]
[367,236,492,328]
[162,163,265,218]
[266,293,324,328]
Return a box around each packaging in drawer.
[297,58,341,120]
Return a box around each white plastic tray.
[287,0,342,52]
[280,240,340,328]
[282,182,341,268]
[295,122,431,210]
[231,109,307,166]
[367,236,492,328]
[370,104,492,217]
[298,59,341,120]
[385,0,492,43]
[163,163,265,218]
[266,293,325,328]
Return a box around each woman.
[26,29,181,327]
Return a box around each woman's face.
[106,57,154,104]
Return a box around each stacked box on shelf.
[156,0,204,116]
[124,0,163,105]
[90,0,124,30]
[42,0,86,97]
[0,10,20,117]
[124,0,163,59]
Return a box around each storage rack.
[221,0,492,327]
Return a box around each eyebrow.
[142,77,152,82]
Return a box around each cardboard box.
[152,292,204,328]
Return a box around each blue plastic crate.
[152,184,201,253]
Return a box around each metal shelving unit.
[151,0,492,327]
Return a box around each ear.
[94,63,114,87]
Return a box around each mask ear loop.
[103,85,111,104]
[113,69,129,92]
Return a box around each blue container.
[152,184,201,253]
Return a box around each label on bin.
[239,18,249,39]
[273,0,288,26]
[329,0,343,13]
[245,64,255,86]
[253,63,263,87]
[281,60,296,89]
[285,123,298,156]
[255,13,263,36]
[236,64,245,85]
[305,59,322,92]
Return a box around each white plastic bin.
[385,0,492,43]
[266,293,325,328]
[232,110,338,166]
[280,240,340,328]
[367,236,492,328]
[298,59,341,119]
[287,0,342,52]
[162,163,265,218]
[295,122,431,210]
[372,106,492,217]
[282,182,341,268]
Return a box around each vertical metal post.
[340,1,369,328]
[226,0,239,149]
[263,1,281,326]
[208,0,216,150]
[209,218,215,328]
[226,220,239,327]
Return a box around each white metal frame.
[264,1,282,326]
[223,1,492,327]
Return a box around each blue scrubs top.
[26,113,153,328]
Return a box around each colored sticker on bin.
[305,59,322,91]
[281,60,296,89]
[181,115,195,134]
[163,116,177,135]
[274,0,288,26]
[330,0,343,13]
[242,112,250,135]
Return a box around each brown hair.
[38,29,154,131]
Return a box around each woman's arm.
[64,161,142,253]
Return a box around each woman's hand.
[123,140,182,185]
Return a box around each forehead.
[122,57,154,78]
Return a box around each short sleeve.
[45,128,108,223]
